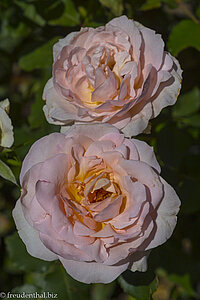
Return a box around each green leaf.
[172,87,200,118]
[162,0,177,8]
[49,0,80,26]
[0,20,29,54]
[92,282,116,300]
[5,232,50,273]
[99,0,123,16]
[42,263,90,300]
[182,114,200,128]
[15,1,45,26]
[11,284,39,300]
[25,272,47,289]
[168,20,200,56]
[140,0,161,11]
[19,37,60,71]
[28,95,45,129]
[168,274,196,297]
[28,79,49,129]
[118,272,158,300]
[0,159,17,184]
[196,4,200,19]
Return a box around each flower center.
[88,188,113,203]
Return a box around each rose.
[43,15,182,136]
[0,99,14,148]
[13,124,180,283]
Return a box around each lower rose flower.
[13,124,180,283]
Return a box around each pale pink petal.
[120,159,163,209]
[130,251,150,272]
[146,177,180,250]
[84,140,115,157]
[123,139,139,160]
[29,195,47,223]
[91,69,118,102]
[107,16,141,61]
[139,26,164,70]
[59,257,129,284]
[94,67,107,88]
[99,132,124,147]
[65,123,119,141]
[104,219,154,265]
[53,32,80,60]
[73,221,96,236]
[40,233,92,262]
[12,200,57,261]
[151,55,182,118]
[20,163,43,224]
[37,153,69,184]
[20,133,67,183]
[94,196,123,222]
[131,139,161,173]
[35,181,57,214]
[122,102,153,137]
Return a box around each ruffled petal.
[59,257,129,284]
[12,199,57,261]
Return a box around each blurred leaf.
[25,272,47,289]
[0,20,29,53]
[34,0,63,21]
[181,114,200,128]
[172,87,200,118]
[15,1,45,26]
[0,159,17,185]
[28,95,45,129]
[0,212,12,236]
[0,53,11,80]
[196,4,200,19]
[42,263,90,300]
[28,79,49,129]
[162,0,178,8]
[140,0,161,11]
[5,232,50,272]
[168,20,200,56]
[78,6,87,18]
[49,0,80,26]
[141,0,177,10]
[6,158,21,167]
[19,37,59,71]
[118,271,158,300]
[12,284,39,299]
[168,274,196,297]
[92,282,116,300]
[99,0,123,16]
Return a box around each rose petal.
[59,257,129,284]
[12,199,57,261]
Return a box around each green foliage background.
[0,0,200,299]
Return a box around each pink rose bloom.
[13,124,180,283]
[43,15,182,136]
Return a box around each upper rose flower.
[13,124,180,283]
[43,15,182,136]
[0,98,14,148]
